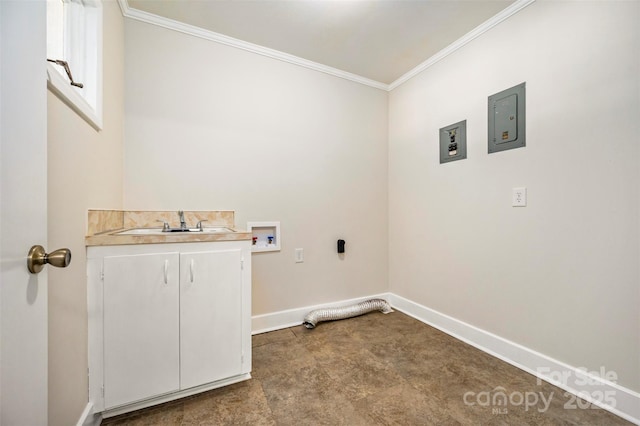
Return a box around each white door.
[0,1,49,425]
[103,253,180,409]
[180,249,243,389]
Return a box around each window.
[47,0,103,130]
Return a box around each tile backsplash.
[87,210,235,235]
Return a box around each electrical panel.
[439,120,467,164]
[488,82,525,154]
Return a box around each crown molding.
[117,0,535,93]
[388,0,536,90]
[116,0,389,91]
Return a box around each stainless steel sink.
[201,227,235,233]
[115,227,235,235]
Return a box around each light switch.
[512,187,527,207]
[295,248,304,263]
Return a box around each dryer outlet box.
[439,120,467,164]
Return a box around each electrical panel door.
[488,82,525,153]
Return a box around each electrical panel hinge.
[492,105,497,142]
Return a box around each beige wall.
[47,2,124,425]
[388,0,639,392]
[123,20,389,315]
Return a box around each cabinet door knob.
[27,245,71,274]
[189,259,195,283]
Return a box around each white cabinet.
[88,241,251,416]
[179,249,242,389]
[103,252,180,408]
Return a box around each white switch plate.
[295,248,304,263]
[512,187,527,207]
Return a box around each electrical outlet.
[512,187,527,207]
[295,248,304,263]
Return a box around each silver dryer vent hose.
[303,298,393,329]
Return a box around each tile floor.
[102,311,631,425]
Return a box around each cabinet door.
[103,252,180,408]
[180,249,243,389]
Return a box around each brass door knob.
[27,245,71,274]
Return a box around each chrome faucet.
[178,210,187,230]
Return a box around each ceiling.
[127,0,516,85]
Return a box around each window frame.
[47,0,103,130]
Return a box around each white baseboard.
[387,293,640,425]
[76,402,101,426]
[251,293,391,335]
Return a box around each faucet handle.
[196,220,207,231]
[157,219,170,231]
